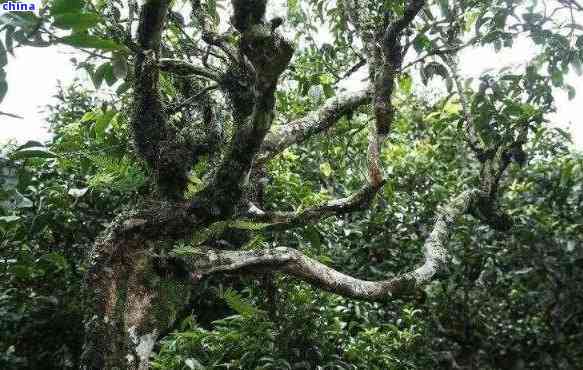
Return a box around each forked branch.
[182,189,486,301]
[373,0,426,136]
[193,0,294,218]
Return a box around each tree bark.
[81,235,191,369]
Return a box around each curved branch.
[257,88,372,164]
[246,182,385,229]
[191,0,238,65]
[182,189,484,301]
[373,0,426,136]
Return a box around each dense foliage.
[2,84,582,369]
[1,0,583,369]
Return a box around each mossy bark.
[81,236,191,369]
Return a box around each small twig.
[439,54,485,157]
[0,111,24,119]
[159,58,223,81]
[401,37,478,71]
[334,58,367,85]
[168,84,219,115]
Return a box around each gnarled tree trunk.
[81,235,191,369]
[78,0,526,368]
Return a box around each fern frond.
[219,288,264,318]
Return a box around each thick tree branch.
[182,189,486,301]
[470,126,528,232]
[361,0,426,190]
[131,0,170,181]
[479,126,528,198]
[373,0,426,136]
[192,0,293,219]
[251,88,379,230]
[191,0,239,65]
[384,0,426,45]
[257,88,372,164]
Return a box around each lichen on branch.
[180,189,498,301]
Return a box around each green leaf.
[11,191,33,208]
[91,62,117,88]
[464,11,480,32]
[44,252,68,270]
[116,81,130,95]
[438,0,449,17]
[103,63,117,86]
[399,73,412,94]
[319,73,334,85]
[551,70,563,87]
[288,0,299,15]
[50,0,84,16]
[220,288,263,317]
[81,110,98,122]
[60,34,120,50]
[413,34,431,53]
[16,140,44,150]
[10,147,58,160]
[320,162,333,177]
[92,63,109,88]
[184,358,204,370]
[0,13,40,30]
[322,84,334,98]
[94,110,115,139]
[53,13,101,31]
[571,57,582,76]
[5,26,15,55]
[304,225,321,250]
[206,0,219,25]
